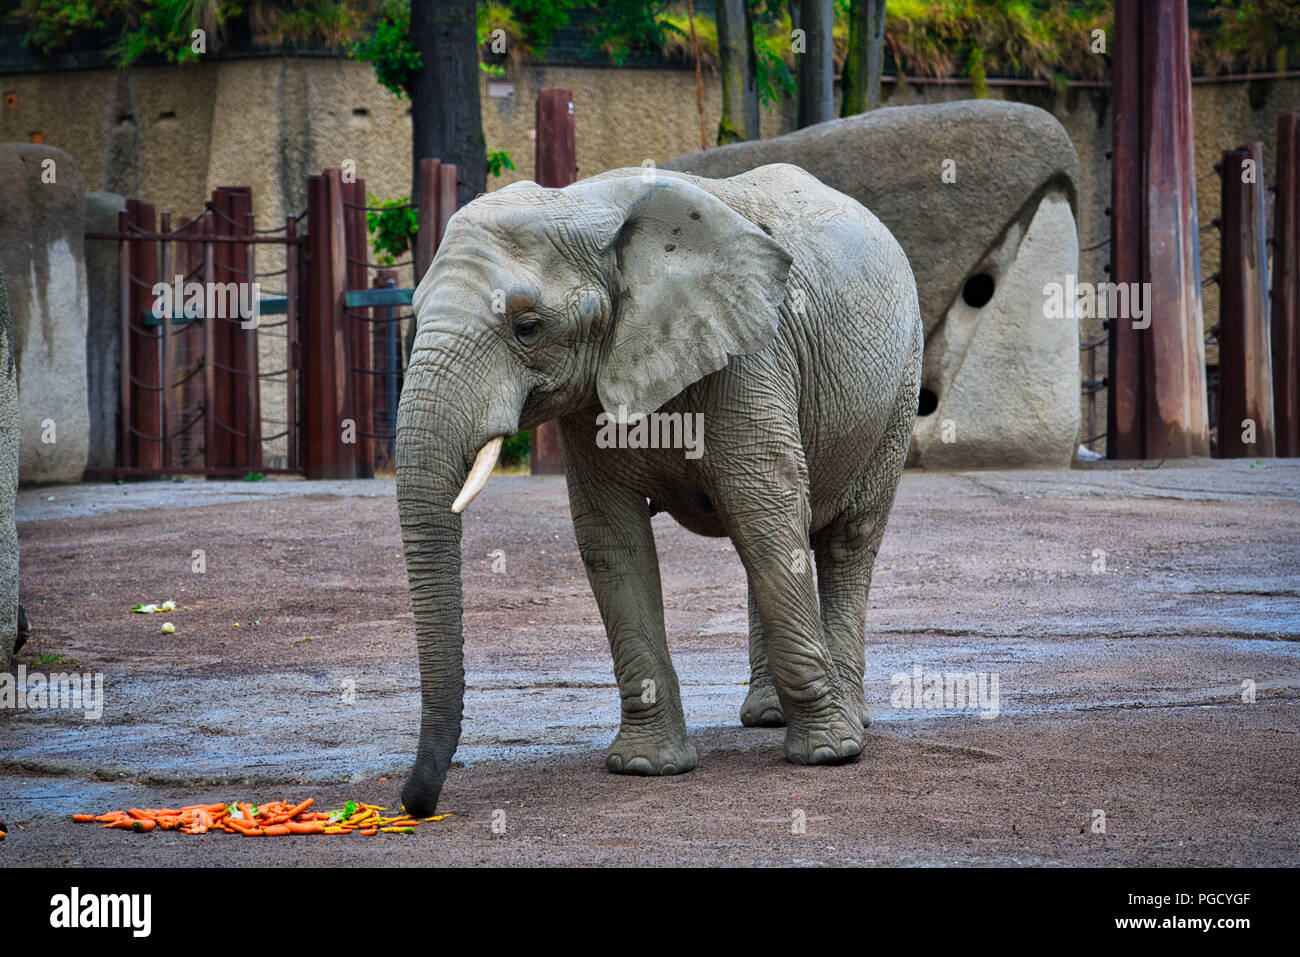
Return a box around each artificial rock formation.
[84,191,125,471]
[666,99,1082,468]
[0,144,91,484]
[1,260,19,675]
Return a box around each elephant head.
[396,170,791,815]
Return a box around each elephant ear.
[577,175,793,420]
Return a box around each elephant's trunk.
[395,345,515,817]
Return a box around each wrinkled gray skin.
[397,164,922,816]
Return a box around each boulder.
[84,192,125,471]
[665,100,1082,468]
[0,144,90,484]
[1,259,18,675]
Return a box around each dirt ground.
[3,460,1298,866]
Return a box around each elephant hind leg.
[812,384,916,727]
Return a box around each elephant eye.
[513,316,543,345]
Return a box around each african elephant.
[396,163,922,815]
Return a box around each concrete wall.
[3,57,1297,454]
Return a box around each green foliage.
[750,1,797,106]
[966,43,987,98]
[486,148,516,178]
[365,195,419,266]
[500,430,530,468]
[15,0,110,54]
[351,0,421,98]
[584,0,683,65]
[509,0,578,50]
[1199,0,1300,75]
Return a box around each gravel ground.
[2,459,1298,866]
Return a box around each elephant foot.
[606,728,699,776]
[783,701,864,766]
[740,681,786,727]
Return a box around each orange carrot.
[72,814,95,822]
[237,803,258,823]
[284,798,314,819]
[359,827,378,836]
[263,825,291,836]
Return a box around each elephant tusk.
[451,435,504,514]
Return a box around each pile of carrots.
[71,799,450,836]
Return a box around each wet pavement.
[3,459,1298,865]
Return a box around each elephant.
[395,163,923,816]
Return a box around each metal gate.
[84,187,305,476]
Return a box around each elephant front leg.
[567,474,698,776]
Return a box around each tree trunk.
[842,0,887,116]
[798,0,835,128]
[409,0,486,209]
[716,0,759,145]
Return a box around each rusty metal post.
[342,176,374,477]
[243,206,262,470]
[1139,0,1210,459]
[374,267,402,471]
[326,169,356,478]
[1108,0,1210,459]
[1273,113,1300,457]
[436,163,457,248]
[1218,144,1276,457]
[127,199,163,471]
[159,211,173,468]
[202,215,217,470]
[415,158,441,283]
[304,174,342,479]
[117,208,131,469]
[285,212,300,473]
[531,89,578,476]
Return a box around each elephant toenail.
[626,757,653,774]
[660,764,677,775]
[841,739,862,758]
[812,746,836,763]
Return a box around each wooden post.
[126,199,162,470]
[437,163,457,248]
[1107,0,1209,459]
[326,169,356,478]
[531,90,578,476]
[1218,144,1276,457]
[374,268,401,471]
[285,212,300,473]
[117,209,131,469]
[1108,0,1144,459]
[342,176,374,477]
[415,158,441,283]
[159,211,173,468]
[1139,0,1209,458]
[304,174,343,479]
[243,207,262,470]
[202,215,217,471]
[1273,113,1300,457]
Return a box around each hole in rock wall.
[917,388,939,417]
[962,273,996,309]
